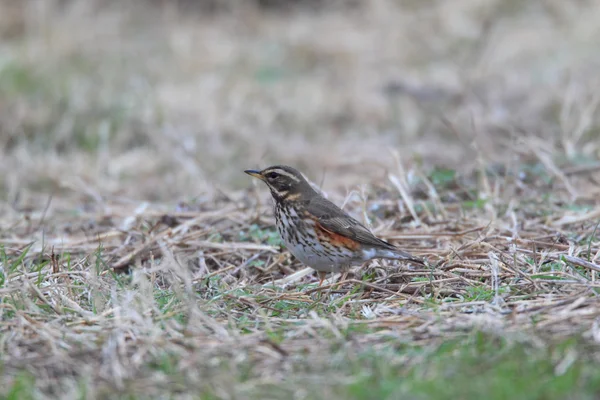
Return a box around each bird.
[244,165,425,286]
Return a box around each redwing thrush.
[245,165,424,286]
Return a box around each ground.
[1,0,600,399]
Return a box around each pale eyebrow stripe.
[267,169,300,182]
[263,168,300,182]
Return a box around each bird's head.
[244,165,313,201]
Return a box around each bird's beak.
[244,169,265,181]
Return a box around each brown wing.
[305,195,396,250]
[305,195,424,264]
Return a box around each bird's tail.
[378,248,426,266]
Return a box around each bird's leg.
[318,271,327,287]
[313,271,328,301]
[340,271,348,284]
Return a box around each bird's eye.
[266,172,278,180]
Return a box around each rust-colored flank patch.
[314,221,361,251]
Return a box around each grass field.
[2,0,600,398]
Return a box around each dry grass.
[2,0,600,398]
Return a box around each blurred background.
[1,0,599,207]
